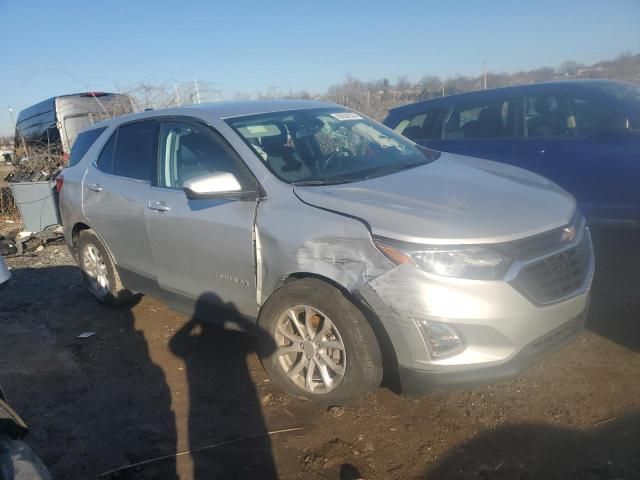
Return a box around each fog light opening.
[416,320,465,359]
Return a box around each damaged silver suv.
[59,100,594,403]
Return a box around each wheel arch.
[71,222,91,246]
[71,223,121,275]
[262,271,401,392]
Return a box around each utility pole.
[441,81,445,97]
[8,106,16,130]
[483,61,487,90]
[194,78,201,104]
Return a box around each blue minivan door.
[514,92,640,225]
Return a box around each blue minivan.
[384,80,640,226]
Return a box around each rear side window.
[526,95,566,137]
[113,121,157,181]
[445,98,516,139]
[524,94,630,138]
[68,127,106,167]
[97,132,116,173]
[571,96,629,136]
[393,108,446,141]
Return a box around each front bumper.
[397,306,587,395]
[357,246,593,395]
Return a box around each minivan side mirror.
[183,172,253,200]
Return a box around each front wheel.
[258,278,383,404]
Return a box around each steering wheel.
[321,147,354,171]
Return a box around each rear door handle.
[86,183,102,192]
[146,200,171,212]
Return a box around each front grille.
[511,229,592,304]
[498,213,586,260]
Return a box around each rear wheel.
[259,278,382,403]
[77,229,132,305]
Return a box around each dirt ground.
[0,228,638,479]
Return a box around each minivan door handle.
[86,183,102,192]
[146,200,171,212]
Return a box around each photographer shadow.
[169,292,278,479]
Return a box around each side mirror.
[183,172,250,200]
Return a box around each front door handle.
[86,183,102,192]
[146,200,171,212]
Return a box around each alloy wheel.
[82,244,110,298]
[274,305,346,394]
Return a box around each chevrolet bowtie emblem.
[561,226,577,242]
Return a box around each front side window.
[445,98,516,139]
[68,127,106,167]
[227,108,439,184]
[393,108,446,141]
[112,121,157,181]
[158,121,242,189]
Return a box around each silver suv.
[59,100,594,403]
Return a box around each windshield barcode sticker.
[330,112,363,121]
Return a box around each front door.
[144,119,259,319]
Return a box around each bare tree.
[118,80,222,110]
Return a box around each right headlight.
[374,238,511,280]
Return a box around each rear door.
[419,92,519,163]
[513,90,639,224]
[82,120,159,292]
[144,119,259,318]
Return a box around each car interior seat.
[260,123,303,174]
[528,97,557,137]
[464,107,503,138]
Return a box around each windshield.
[226,108,439,184]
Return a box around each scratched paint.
[295,236,392,292]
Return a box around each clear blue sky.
[1,0,639,136]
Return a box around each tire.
[258,277,383,404]
[77,229,133,305]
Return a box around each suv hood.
[293,154,575,245]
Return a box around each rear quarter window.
[68,127,107,167]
